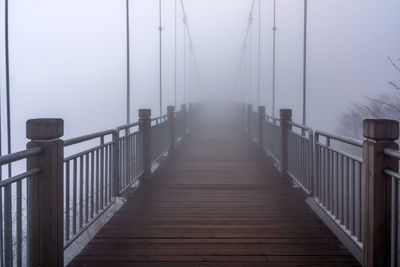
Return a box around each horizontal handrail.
[315,130,363,147]
[0,168,41,188]
[384,148,400,159]
[0,147,42,165]
[116,121,143,133]
[64,129,115,146]
[151,115,168,121]
[288,121,313,135]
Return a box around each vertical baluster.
[346,157,350,230]
[100,137,104,210]
[65,161,70,241]
[79,156,84,229]
[16,179,22,267]
[105,145,109,205]
[85,154,89,224]
[0,188,3,267]
[95,149,99,214]
[72,158,77,235]
[4,184,12,266]
[90,152,94,219]
[315,143,320,200]
[340,154,344,223]
[351,158,356,236]
[335,152,339,218]
[392,178,399,267]
[358,161,362,242]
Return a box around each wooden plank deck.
[69,121,360,266]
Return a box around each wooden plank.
[69,122,360,266]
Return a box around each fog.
[0,0,399,153]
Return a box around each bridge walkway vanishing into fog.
[2,104,400,267]
[69,118,359,266]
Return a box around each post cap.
[26,118,64,140]
[167,106,175,112]
[139,109,151,118]
[363,119,399,140]
[258,106,266,114]
[280,109,292,118]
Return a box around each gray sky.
[0,0,399,152]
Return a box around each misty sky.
[0,0,399,153]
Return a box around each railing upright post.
[112,130,120,196]
[258,106,265,147]
[181,104,187,134]
[279,109,292,178]
[139,109,152,180]
[362,119,399,267]
[168,106,175,151]
[247,104,252,137]
[26,119,64,267]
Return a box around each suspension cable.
[257,0,261,107]
[158,0,163,116]
[125,0,131,126]
[272,0,277,117]
[236,0,256,105]
[180,0,201,104]
[174,0,177,107]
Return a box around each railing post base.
[362,119,399,267]
[26,119,64,267]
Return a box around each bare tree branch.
[388,56,400,73]
[362,94,400,113]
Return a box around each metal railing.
[151,115,170,163]
[314,131,363,247]
[262,115,281,164]
[287,121,313,194]
[0,148,42,266]
[384,148,400,267]
[0,104,193,266]
[174,111,185,141]
[116,122,144,195]
[63,130,116,249]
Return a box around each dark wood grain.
[69,122,360,266]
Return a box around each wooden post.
[167,106,175,151]
[258,106,265,147]
[112,130,120,196]
[181,104,187,134]
[26,119,64,267]
[280,109,292,178]
[363,119,399,267]
[247,104,252,137]
[139,109,152,180]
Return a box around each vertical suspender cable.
[248,17,252,105]
[174,0,177,107]
[5,0,11,160]
[158,0,163,116]
[272,0,276,117]
[125,0,131,126]
[4,0,12,264]
[183,16,186,104]
[257,0,261,107]
[302,0,308,126]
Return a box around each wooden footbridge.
[69,116,359,266]
[1,103,399,267]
